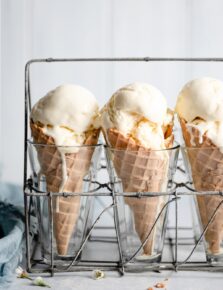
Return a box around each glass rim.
[105,142,180,153]
[27,139,102,149]
[181,145,219,150]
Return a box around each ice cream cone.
[107,128,173,255]
[31,121,99,255]
[180,117,223,254]
[101,82,174,256]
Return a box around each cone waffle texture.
[31,121,99,255]
[180,117,223,254]
[107,128,172,255]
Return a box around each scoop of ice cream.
[31,84,99,146]
[101,82,173,149]
[176,77,223,122]
[176,77,223,149]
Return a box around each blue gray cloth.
[0,184,24,287]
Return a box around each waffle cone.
[106,128,172,255]
[31,121,99,255]
[180,117,223,254]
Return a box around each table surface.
[4,183,223,289]
[10,231,223,290]
[10,271,223,290]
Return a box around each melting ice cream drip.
[42,125,84,212]
[186,120,223,153]
[186,125,198,146]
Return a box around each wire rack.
[24,57,223,276]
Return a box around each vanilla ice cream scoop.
[101,82,173,149]
[176,77,223,122]
[31,84,99,147]
[176,77,223,148]
[110,82,167,125]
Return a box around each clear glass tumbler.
[105,144,180,263]
[182,146,223,264]
[28,140,101,262]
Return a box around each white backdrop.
[1,0,223,184]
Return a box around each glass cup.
[105,144,180,263]
[28,140,101,262]
[182,146,223,264]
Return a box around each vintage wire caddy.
[24,57,223,276]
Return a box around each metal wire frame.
[24,57,223,275]
[24,176,223,275]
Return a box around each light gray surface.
[6,176,223,289]
[10,271,221,290]
[12,183,222,289]
[10,224,223,290]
